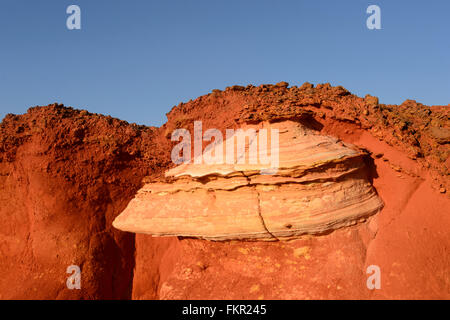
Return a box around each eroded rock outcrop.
[0,105,164,299]
[113,121,383,240]
[1,82,448,300]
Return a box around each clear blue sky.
[0,0,449,126]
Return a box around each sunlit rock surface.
[113,121,383,240]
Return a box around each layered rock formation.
[113,121,383,240]
[0,82,449,299]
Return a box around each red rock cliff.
[0,82,448,299]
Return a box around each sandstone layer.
[113,121,383,240]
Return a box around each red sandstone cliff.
[0,82,448,299]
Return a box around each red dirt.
[0,82,448,299]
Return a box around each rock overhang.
[113,120,384,240]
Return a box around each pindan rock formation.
[0,105,162,299]
[113,121,383,240]
[0,82,449,300]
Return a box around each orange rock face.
[0,83,449,300]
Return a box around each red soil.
[0,82,448,299]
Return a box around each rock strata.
[113,121,383,240]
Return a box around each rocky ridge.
[0,82,448,299]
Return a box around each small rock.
[440,188,446,194]
[374,153,384,159]
[334,86,350,96]
[230,85,245,91]
[365,95,379,107]
[299,82,314,90]
[275,81,289,88]
[430,126,450,144]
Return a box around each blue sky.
[0,0,449,126]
